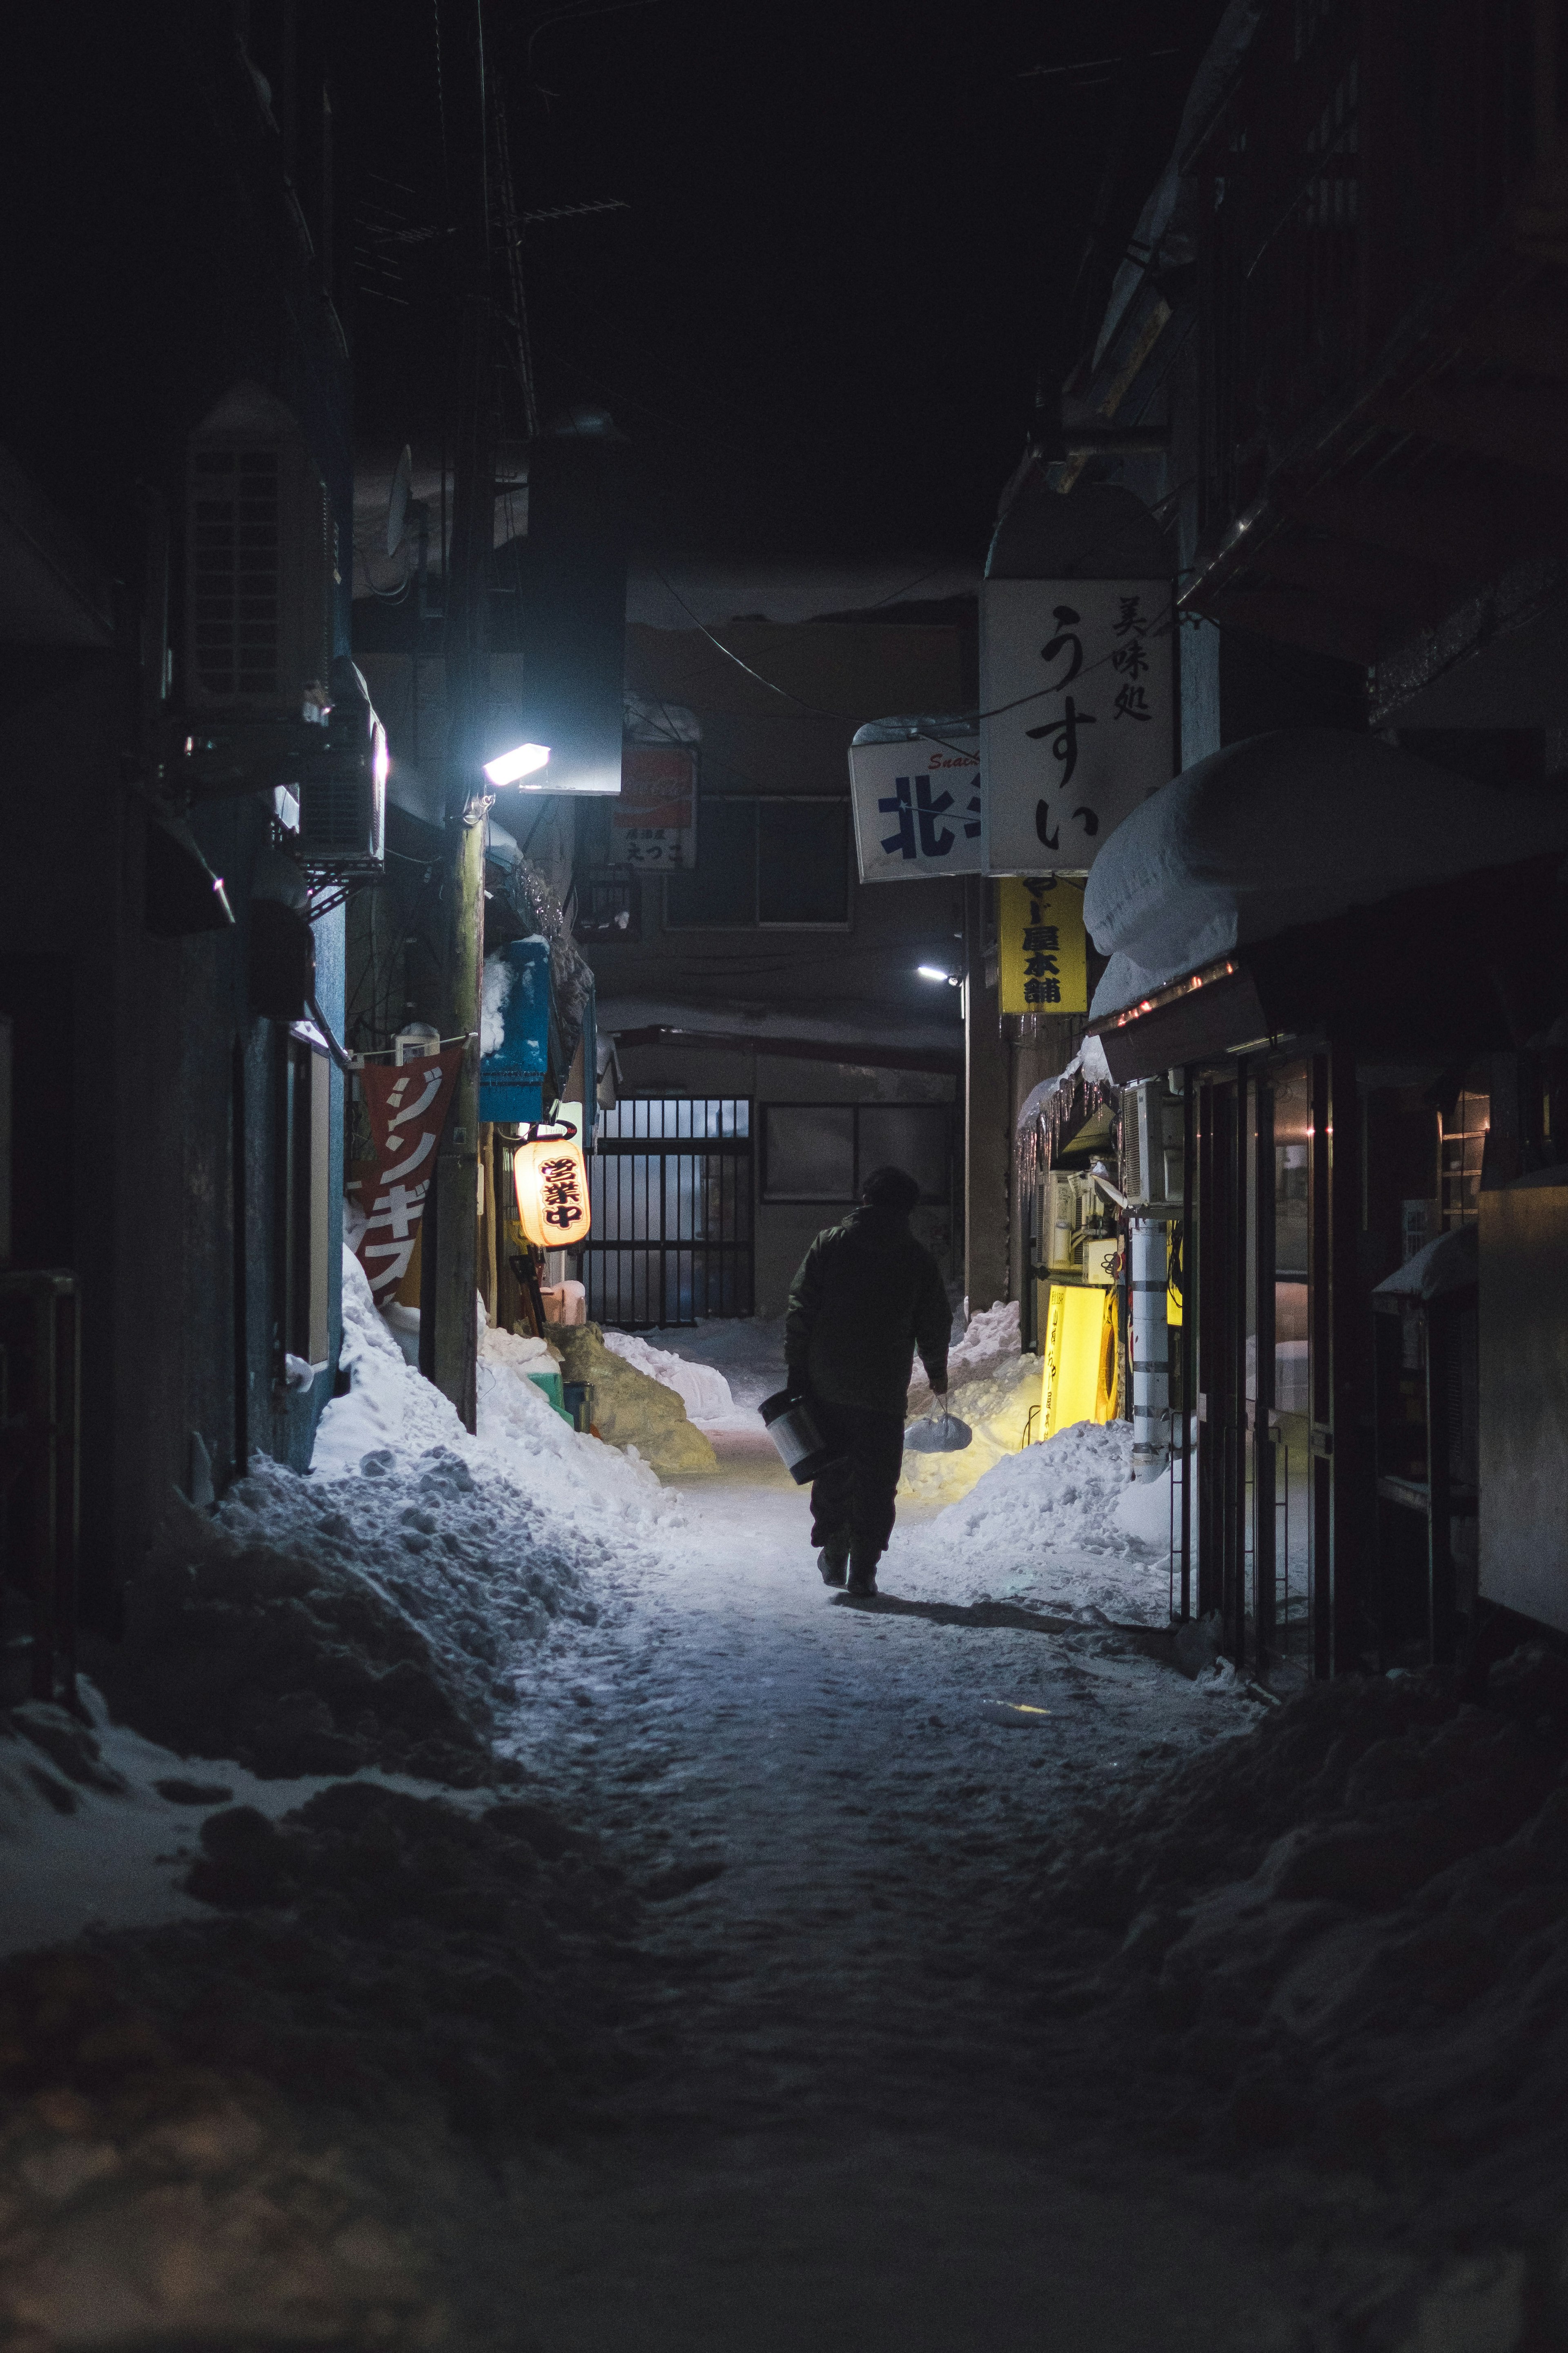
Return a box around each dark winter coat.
[784,1207,951,1417]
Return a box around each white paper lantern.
[512,1105,591,1249]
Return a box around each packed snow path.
[486,1383,1310,2349]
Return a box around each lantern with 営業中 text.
[512,1105,592,1248]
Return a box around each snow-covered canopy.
[1016,1034,1112,1131]
[1086,729,1568,1019]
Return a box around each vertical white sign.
[980,578,1173,875]
[848,733,983,882]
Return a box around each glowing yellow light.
[512,1103,591,1248]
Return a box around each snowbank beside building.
[1022,1649,1568,2279]
[91,1254,684,1787]
[906,1297,1021,1419]
[894,1421,1177,1628]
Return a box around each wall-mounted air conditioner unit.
[297,658,387,879]
[1123,1077,1185,1209]
[185,381,332,717]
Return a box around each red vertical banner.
[354,1048,463,1304]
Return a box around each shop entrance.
[1196,1054,1333,1681]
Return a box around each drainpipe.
[1129,1214,1169,1481]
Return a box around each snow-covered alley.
[493,1405,1282,2352]
[4,1284,1568,2351]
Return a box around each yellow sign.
[998,876,1087,1015]
[1040,1282,1118,1438]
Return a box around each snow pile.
[899,1353,1040,1507]
[94,1463,533,1785]
[93,1254,685,1786]
[1023,1648,1568,2244]
[897,1421,1174,1625]
[1111,1463,1176,1549]
[601,1328,737,1423]
[907,1297,1018,1417]
[0,1777,639,2349]
[319,1247,677,1532]
[640,1316,786,1414]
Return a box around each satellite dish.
[386,445,412,558]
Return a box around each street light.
[917,965,960,986]
[483,742,551,787]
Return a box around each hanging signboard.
[354,1046,463,1303]
[479,937,551,1123]
[847,718,983,883]
[998,876,1088,1015]
[980,579,1173,876]
[513,1102,592,1247]
[611,742,697,871]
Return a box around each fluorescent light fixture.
[483,742,551,787]
[917,965,959,985]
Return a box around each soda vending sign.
[980,579,1173,875]
[847,723,983,883]
[611,741,697,870]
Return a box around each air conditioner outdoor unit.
[1123,1077,1185,1209]
[296,659,387,878]
[185,382,333,718]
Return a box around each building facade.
[0,6,361,1683]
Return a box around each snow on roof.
[1085,729,1568,1019]
[1016,1033,1113,1130]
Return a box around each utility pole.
[426,0,494,1431]
[964,872,1011,1317]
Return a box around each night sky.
[341,0,1227,568]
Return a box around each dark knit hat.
[859,1164,920,1215]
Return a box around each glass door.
[1267,1060,1315,1675]
[1197,1055,1324,1682]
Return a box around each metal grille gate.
[581,1099,753,1328]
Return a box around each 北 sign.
[998,876,1088,1015]
[980,578,1173,875]
[847,723,983,883]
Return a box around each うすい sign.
[847,723,983,883]
[998,876,1088,1016]
[980,579,1173,876]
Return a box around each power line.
[648,564,1175,750]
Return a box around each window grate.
[581,1098,753,1326]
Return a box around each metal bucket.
[759,1389,842,1485]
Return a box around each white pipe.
[1129,1215,1169,1482]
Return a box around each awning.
[1083,729,1568,1079]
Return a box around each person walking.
[784,1164,951,1597]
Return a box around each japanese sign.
[354,1046,463,1303]
[998,876,1087,1016]
[478,937,550,1124]
[980,579,1172,875]
[847,730,983,883]
[513,1101,592,1248]
[612,742,697,870]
